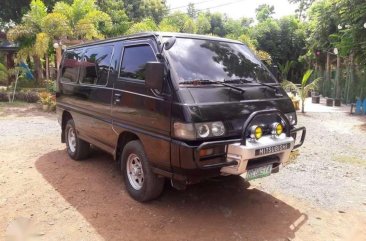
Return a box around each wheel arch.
[115,131,140,163]
[61,111,73,143]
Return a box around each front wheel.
[121,140,164,202]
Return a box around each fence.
[315,65,366,104]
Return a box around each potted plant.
[281,70,321,113]
[39,91,52,111]
[286,92,301,110]
[49,95,56,111]
[326,98,334,106]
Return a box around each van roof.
[67,31,242,49]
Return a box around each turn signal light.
[199,148,214,157]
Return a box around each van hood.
[174,86,295,123]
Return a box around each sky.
[166,0,299,20]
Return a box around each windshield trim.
[161,34,242,45]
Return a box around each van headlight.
[285,112,297,125]
[173,121,226,140]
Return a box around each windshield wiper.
[225,78,283,96]
[179,79,245,94]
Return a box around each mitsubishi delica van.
[56,32,306,202]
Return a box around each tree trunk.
[318,64,323,93]
[45,54,50,80]
[6,51,15,86]
[33,55,43,84]
[301,99,305,113]
[346,53,354,104]
[335,54,341,99]
[325,52,330,97]
[55,47,62,77]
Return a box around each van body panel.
[111,38,172,171]
[56,32,306,189]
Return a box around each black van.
[56,32,306,202]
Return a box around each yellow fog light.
[250,125,263,140]
[272,122,283,136]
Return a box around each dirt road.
[0,103,365,241]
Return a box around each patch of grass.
[0,101,31,117]
[0,101,29,107]
[333,155,366,166]
[284,149,300,165]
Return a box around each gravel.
[253,112,366,212]
[1,104,365,212]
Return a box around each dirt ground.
[0,102,366,241]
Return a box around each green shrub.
[16,77,38,89]
[14,91,27,101]
[0,90,9,102]
[44,79,56,94]
[24,91,39,103]
[4,90,39,103]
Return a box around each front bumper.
[192,125,306,170]
[169,109,306,184]
[221,135,294,175]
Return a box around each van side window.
[79,45,113,85]
[60,50,83,83]
[119,45,156,81]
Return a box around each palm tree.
[7,0,112,82]
[282,69,321,113]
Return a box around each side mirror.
[163,36,176,50]
[145,61,164,92]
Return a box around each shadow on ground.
[36,149,307,241]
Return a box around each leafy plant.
[38,91,55,111]
[39,91,52,105]
[282,69,321,113]
[43,79,56,94]
[278,60,295,80]
[0,62,8,85]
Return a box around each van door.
[75,44,116,153]
[111,39,172,170]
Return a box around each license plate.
[255,143,291,156]
[246,165,272,181]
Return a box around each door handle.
[114,93,121,103]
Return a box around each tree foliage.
[4,0,364,90]
[289,0,315,20]
[0,62,8,82]
[251,15,306,79]
[7,0,112,58]
[97,0,130,36]
[123,0,167,23]
[255,4,275,22]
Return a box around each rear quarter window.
[79,45,114,86]
[60,50,83,83]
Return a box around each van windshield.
[166,37,277,84]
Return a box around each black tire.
[65,119,90,160]
[121,140,164,202]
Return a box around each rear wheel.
[121,140,164,202]
[65,119,90,160]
